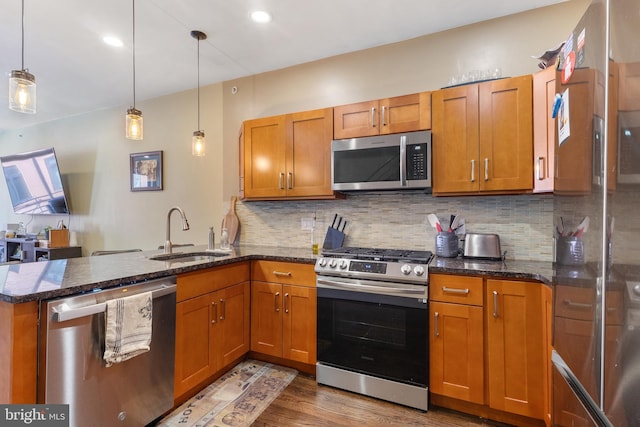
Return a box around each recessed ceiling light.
[250,10,272,24]
[103,36,124,47]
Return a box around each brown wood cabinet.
[250,260,316,365]
[432,75,533,195]
[174,263,250,400]
[533,67,556,193]
[430,274,549,425]
[242,108,337,200]
[429,274,484,404]
[333,92,431,139]
[486,279,545,419]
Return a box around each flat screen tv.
[0,147,71,215]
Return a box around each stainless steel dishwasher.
[38,276,177,427]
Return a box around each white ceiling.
[0,0,565,133]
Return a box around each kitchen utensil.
[463,233,502,260]
[448,215,456,232]
[573,216,590,238]
[323,214,346,249]
[427,214,442,232]
[221,196,240,246]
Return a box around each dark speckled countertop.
[2,246,561,304]
[0,245,318,304]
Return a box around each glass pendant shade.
[192,130,206,156]
[9,69,36,114]
[126,108,143,140]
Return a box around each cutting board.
[221,196,240,245]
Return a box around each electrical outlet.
[301,217,314,230]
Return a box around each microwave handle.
[400,135,407,186]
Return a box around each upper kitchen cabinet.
[241,108,338,200]
[553,65,618,194]
[533,67,556,193]
[333,92,431,139]
[432,75,533,196]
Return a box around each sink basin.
[149,251,229,262]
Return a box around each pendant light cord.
[132,0,136,108]
[197,36,201,130]
[21,0,25,70]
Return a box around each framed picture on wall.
[130,151,163,191]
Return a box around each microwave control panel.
[406,143,427,180]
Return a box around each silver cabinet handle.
[434,312,440,337]
[399,135,407,187]
[563,299,593,309]
[284,293,289,313]
[493,290,499,318]
[287,172,293,189]
[537,157,545,180]
[219,298,226,321]
[274,291,280,312]
[381,106,387,126]
[211,301,217,324]
[471,160,476,182]
[273,270,292,277]
[442,286,470,295]
[279,172,285,190]
[484,158,489,181]
[371,107,376,128]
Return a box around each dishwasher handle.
[53,282,176,322]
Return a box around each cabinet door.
[333,100,379,139]
[533,67,556,193]
[486,279,544,419]
[174,293,214,398]
[243,115,287,198]
[432,84,480,194]
[479,75,533,192]
[379,92,431,134]
[214,282,250,369]
[429,301,484,404]
[285,108,334,198]
[282,285,316,364]
[250,281,283,357]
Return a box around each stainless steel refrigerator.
[552,1,640,426]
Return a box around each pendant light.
[9,0,36,114]
[191,30,207,157]
[125,0,143,140]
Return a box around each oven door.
[316,275,428,387]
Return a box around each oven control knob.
[339,260,348,269]
[414,266,425,276]
[401,264,412,275]
[318,258,327,267]
[329,259,338,268]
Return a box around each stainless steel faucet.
[164,206,190,254]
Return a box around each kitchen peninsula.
[1,245,552,408]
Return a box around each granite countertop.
[2,245,569,305]
[0,245,318,304]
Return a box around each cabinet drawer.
[555,285,624,325]
[177,262,250,302]
[429,274,484,306]
[251,260,315,287]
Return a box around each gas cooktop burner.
[322,246,433,264]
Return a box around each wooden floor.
[252,374,509,427]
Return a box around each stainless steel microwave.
[618,111,640,184]
[331,130,432,191]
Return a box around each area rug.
[157,360,297,427]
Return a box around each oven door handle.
[317,277,426,297]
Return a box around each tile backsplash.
[236,192,554,262]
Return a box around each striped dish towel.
[104,291,153,367]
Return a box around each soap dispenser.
[208,227,215,250]
[220,227,230,250]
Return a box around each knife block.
[49,229,70,248]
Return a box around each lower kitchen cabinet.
[174,263,250,400]
[430,274,549,425]
[250,260,316,365]
[429,274,485,404]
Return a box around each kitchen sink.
[149,251,229,262]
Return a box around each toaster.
[463,233,503,260]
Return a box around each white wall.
[0,1,589,257]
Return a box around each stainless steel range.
[315,247,433,411]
